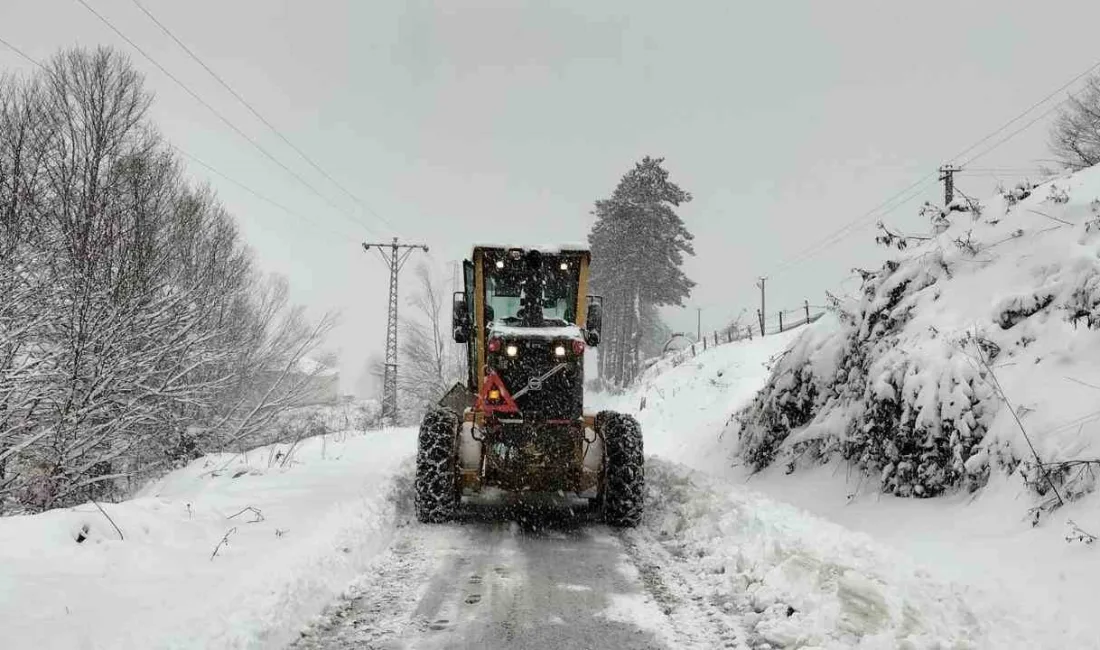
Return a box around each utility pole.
[696,307,702,342]
[363,237,429,426]
[756,277,766,336]
[938,164,961,206]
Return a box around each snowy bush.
[1046,183,1070,205]
[994,290,1056,329]
[735,167,1100,505]
[736,255,997,497]
[1065,268,1100,329]
[738,364,820,470]
[998,181,1035,209]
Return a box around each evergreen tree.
[588,157,695,385]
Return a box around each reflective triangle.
[478,370,519,414]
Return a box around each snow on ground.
[4,316,1097,648]
[597,334,1100,647]
[0,428,417,650]
[594,330,804,474]
[638,459,1066,649]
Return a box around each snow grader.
[415,245,644,526]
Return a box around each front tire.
[415,407,460,523]
[598,411,644,527]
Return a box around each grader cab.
[414,246,644,526]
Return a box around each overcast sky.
[3,0,1098,393]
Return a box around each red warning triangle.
[478,370,519,414]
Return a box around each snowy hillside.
[603,332,1100,644]
[733,165,1100,513]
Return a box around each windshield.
[485,255,578,326]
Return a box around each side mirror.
[584,295,603,347]
[452,292,469,343]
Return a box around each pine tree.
[588,157,695,385]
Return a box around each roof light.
[506,345,519,357]
[554,344,566,357]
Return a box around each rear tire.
[415,407,460,523]
[598,411,644,527]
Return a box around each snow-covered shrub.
[736,253,997,497]
[735,167,1100,506]
[998,181,1035,209]
[1086,198,1100,233]
[994,290,1056,329]
[954,194,984,219]
[921,201,952,234]
[738,364,820,470]
[1046,183,1070,204]
[850,343,994,496]
[1065,269,1100,329]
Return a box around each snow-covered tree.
[0,47,332,513]
[1049,73,1100,170]
[588,156,695,385]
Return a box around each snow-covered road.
[291,457,1047,650]
[293,501,693,649]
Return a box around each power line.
[767,173,938,279]
[0,35,42,69]
[0,33,350,243]
[170,146,352,241]
[127,0,397,232]
[73,0,380,237]
[947,57,1100,165]
[958,93,1076,167]
[766,53,1100,280]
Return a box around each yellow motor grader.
[415,245,644,526]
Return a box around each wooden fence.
[654,301,826,366]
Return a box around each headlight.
[554,344,566,357]
[506,344,519,357]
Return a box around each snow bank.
[641,459,1078,649]
[0,429,416,650]
[591,330,803,474]
[735,167,1100,507]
